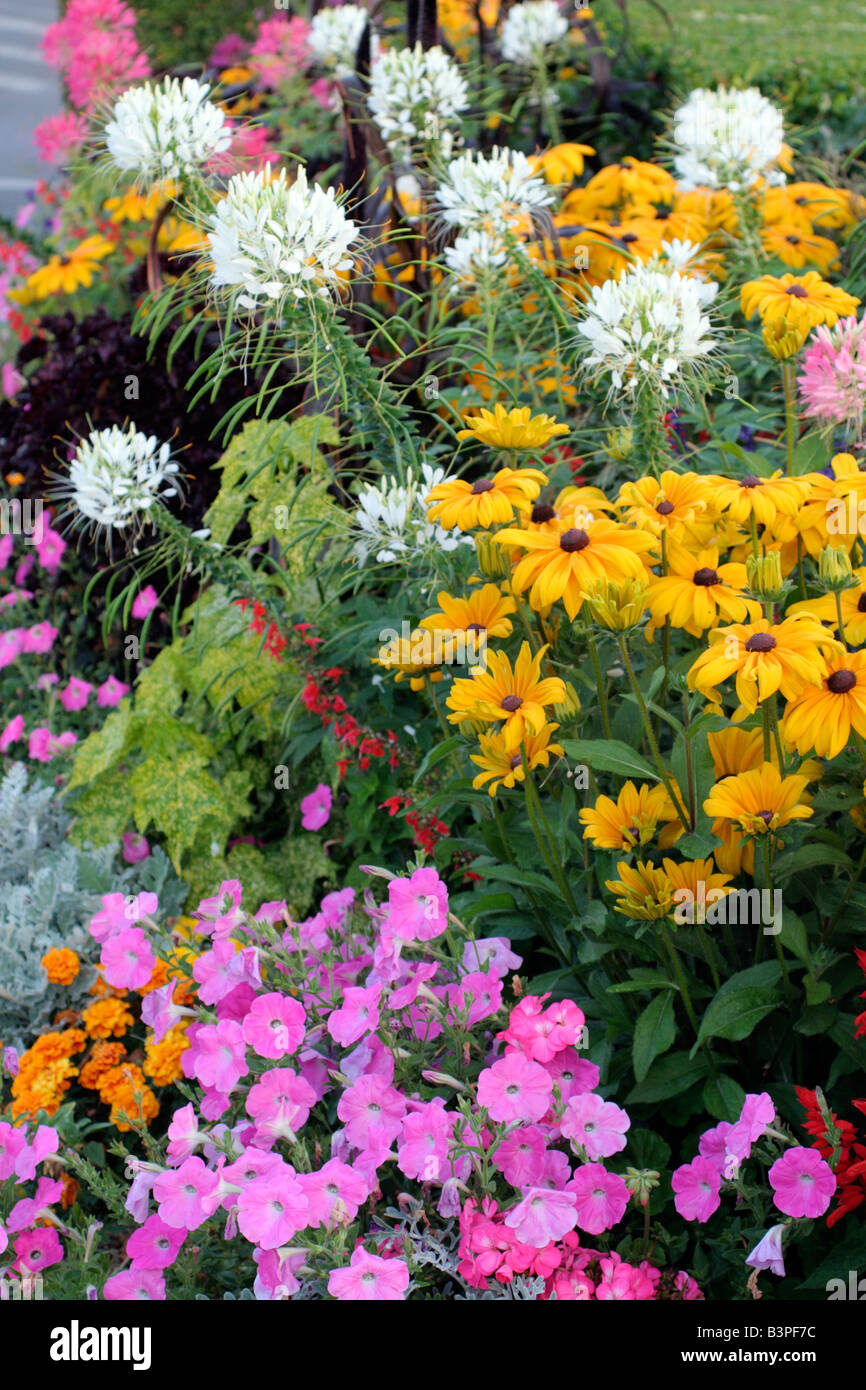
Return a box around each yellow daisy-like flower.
[579,780,680,851]
[706,470,810,528]
[470,721,563,794]
[783,650,866,760]
[793,452,866,553]
[103,182,177,224]
[374,626,452,693]
[530,142,596,185]
[769,182,862,234]
[647,541,762,637]
[427,466,548,532]
[456,404,568,451]
[419,584,516,643]
[759,225,840,275]
[617,470,716,546]
[761,314,809,360]
[740,271,859,332]
[515,484,616,533]
[687,615,842,714]
[446,641,565,751]
[22,235,115,301]
[494,515,655,620]
[606,857,732,921]
[789,566,866,645]
[704,763,813,837]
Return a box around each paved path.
[0,0,60,220]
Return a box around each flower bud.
[746,550,785,601]
[582,577,650,631]
[475,532,511,580]
[819,544,855,593]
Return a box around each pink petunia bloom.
[672,1157,722,1223]
[7,1176,64,1230]
[12,1123,58,1182]
[745,1223,786,1278]
[253,1245,306,1300]
[131,585,159,619]
[505,1187,578,1246]
[153,1157,220,1230]
[28,727,77,762]
[0,628,24,668]
[36,672,58,690]
[22,621,58,654]
[396,1098,452,1182]
[0,715,25,752]
[103,1267,166,1300]
[476,1053,553,1125]
[298,1158,369,1229]
[12,1226,63,1273]
[568,1163,631,1235]
[122,831,150,864]
[561,1092,631,1161]
[195,879,245,940]
[236,1165,309,1249]
[448,970,502,1027]
[245,1068,317,1147]
[34,110,88,164]
[165,1103,202,1166]
[327,983,382,1047]
[242,992,307,1059]
[768,1147,836,1219]
[97,675,130,706]
[301,782,332,830]
[493,1125,548,1188]
[1,363,25,399]
[36,526,66,574]
[500,994,585,1063]
[14,555,35,587]
[59,676,92,712]
[328,1247,410,1302]
[193,939,255,1007]
[385,866,449,943]
[1,1123,33,1180]
[544,1048,600,1112]
[100,926,155,990]
[141,982,190,1045]
[125,1214,186,1269]
[726,1091,775,1163]
[188,1021,249,1095]
[89,889,157,944]
[337,1074,407,1151]
[462,935,522,979]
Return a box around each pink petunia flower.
[0,629,24,667]
[476,1053,553,1125]
[21,621,58,654]
[188,1021,249,1095]
[726,1091,775,1163]
[122,831,151,864]
[493,1125,548,1188]
[103,1267,166,1300]
[672,1157,722,1223]
[328,1247,410,1302]
[28,727,77,762]
[13,1226,63,1273]
[461,936,522,979]
[768,1147,836,1219]
[300,782,332,830]
[504,1187,578,1246]
[242,992,307,1059]
[327,983,382,1047]
[245,1068,317,1147]
[568,1163,630,1235]
[337,1074,407,1151]
[131,585,159,619]
[236,1165,309,1249]
[59,676,92,712]
[384,866,449,943]
[100,926,155,990]
[125,1214,186,1269]
[745,1223,786,1278]
[153,1157,220,1230]
[36,526,66,574]
[561,1092,631,1161]
[396,1098,452,1182]
[0,715,25,752]
[299,1157,370,1230]
[97,675,130,706]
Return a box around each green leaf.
[560,738,658,783]
[695,986,779,1047]
[626,1051,710,1104]
[67,704,133,791]
[67,773,136,849]
[473,862,560,895]
[774,843,853,880]
[633,993,676,1083]
[129,751,231,871]
[779,908,810,966]
[702,1074,746,1123]
[413,737,462,784]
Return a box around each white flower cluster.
[206,164,357,311]
[575,259,718,399]
[352,464,472,565]
[671,86,786,193]
[308,4,377,78]
[500,1,568,66]
[64,424,179,532]
[443,229,510,290]
[368,44,468,158]
[104,77,231,189]
[436,146,553,235]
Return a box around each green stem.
[781,360,798,476]
[522,746,579,916]
[586,632,612,740]
[617,637,690,831]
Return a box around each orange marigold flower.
[60,1173,80,1210]
[143,1026,190,1087]
[79,1041,127,1089]
[41,947,81,985]
[81,997,134,1040]
[137,958,170,996]
[98,1063,159,1132]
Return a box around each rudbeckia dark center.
[621,232,639,243]
[740,475,762,488]
[501,695,523,712]
[532,503,556,523]
[828,669,856,694]
[466,622,486,634]
[472,479,495,494]
[560,527,590,552]
[510,754,522,769]
[757,810,774,824]
[745,633,777,652]
[693,567,719,586]
[859,592,866,613]
[656,500,675,515]
[786,235,800,244]
[786,285,809,298]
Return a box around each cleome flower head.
[443,229,510,291]
[671,86,786,193]
[206,164,358,312]
[104,76,231,190]
[435,146,553,237]
[308,4,376,77]
[54,423,180,537]
[351,464,472,565]
[368,43,468,158]
[500,1,569,66]
[575,260,718,400]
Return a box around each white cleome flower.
[368,44,469,159]
[443,229,511,291]
[435,146,553,235]
[104,77,231,189]
[671,86,786,193]
[206,164,358,311]
[575,260,718,400]
[500,1,568,66]
[61,424,179,532]
[352,464,472,565]
[308,4,377,77]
